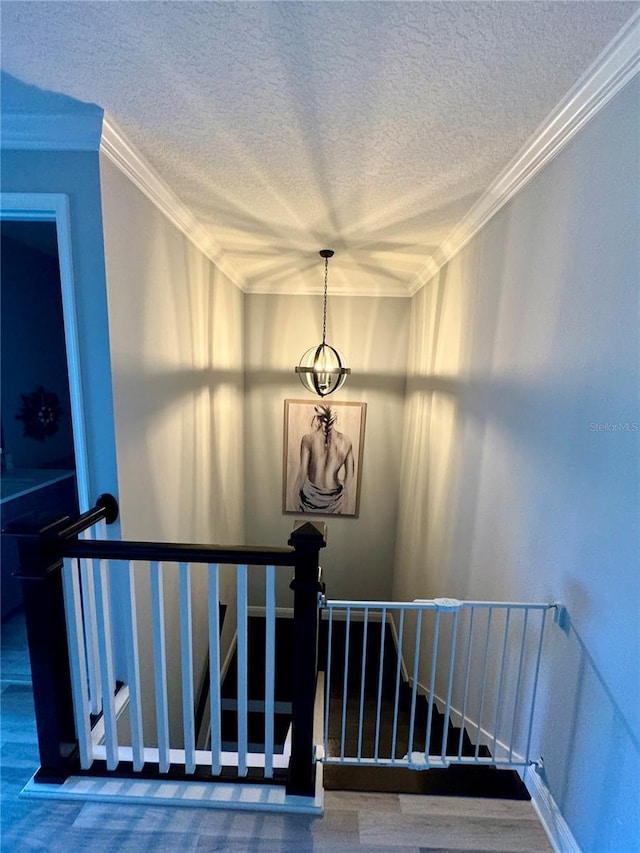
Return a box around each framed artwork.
[283,399,367,517]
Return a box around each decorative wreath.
[15,386,64,442]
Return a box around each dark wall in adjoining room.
[1,226,74,470]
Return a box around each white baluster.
[509,609,529,763]
[374,607,387,760]
[391,608,405,761]
[208,563,222,776]
[62,557,93,768]
[474,607,493,759]
[442,610,459,762]
[236,565,248,777]
[264,565,276,778]
[492,608,512,760]
[457,607,475,759]
[150,561,170,773]
[324,607,334,754]
[357,608,369,759]
[122,560,144,771]
[424,609,440,763]
[179,562,196,774]
[92,558,118,769]
[407,609,423,760]
[525,608,548,765]
[80,556,101,715]
[340,608,351,759]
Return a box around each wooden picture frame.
[283,399,367,517]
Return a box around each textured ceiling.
[1,1,637,295]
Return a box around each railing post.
[13,515,80,783]
[287,521,326,797]
[10,494,119,784]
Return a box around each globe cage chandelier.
[295,249,350,397]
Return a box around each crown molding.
[99,114,246,291]
[0,111,104,151]
[409,11,640,296]
[0,108,246,290]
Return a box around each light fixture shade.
[296,343,351,398]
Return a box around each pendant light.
[295,249,350,397]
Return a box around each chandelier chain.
[322,256,328,346]
[295,248,349,397]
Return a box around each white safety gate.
[322,598,555,771]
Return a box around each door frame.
[1,192,91,511]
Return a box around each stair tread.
[219,710,291,750]
[323,763,530,799]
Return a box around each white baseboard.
[522,764,581,853]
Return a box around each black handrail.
[63,539,296,566]
[55,492,119,540]
[35,493,296,567]
[46,493,296,567]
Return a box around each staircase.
[218,615,530,799]
[216,616,293,760]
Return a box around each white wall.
[100,154,245,743]
[393,78,640,852]
[100,157,244,546]
[245,292,409,604]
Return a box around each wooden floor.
[1,612,552,852]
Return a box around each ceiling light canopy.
[295,249,350,398]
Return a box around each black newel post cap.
[288,521,327,549]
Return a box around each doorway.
[1,195,89,620]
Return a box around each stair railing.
[322,597,554,771]
[14,495,325,798]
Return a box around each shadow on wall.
[540,608,640,852]
[109,363,243,537]
[397,354,640,603]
